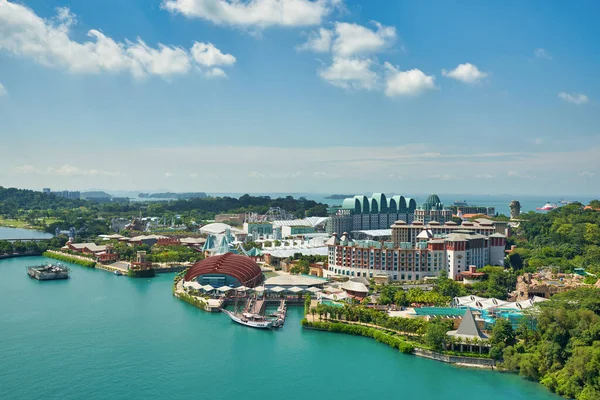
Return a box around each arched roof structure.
[341,193,417,214]
[371,193,387,213]
[353,195,370,213]
[184,253,263,288]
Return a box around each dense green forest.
[0,187,328,236]
[501,288,600,400]
[509,202,600,274]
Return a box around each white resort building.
[325,221,506,281]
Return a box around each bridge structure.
[1,238,52,242]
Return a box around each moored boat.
[222,309,274,329]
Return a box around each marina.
[0,256,560,400]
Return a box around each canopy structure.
[235,285,249,292]
[269,286,286,293]
[254,286,265,293]
[183,281,202,290]
[217,286,233,292]
[287,286,304,293]
[305,287,322,293]
[202,285,215,292]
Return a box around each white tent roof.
[254,286,265,292]
[476,298,509,310]
[306,287,322,293]
[217,286,233,292]
[454,295,486,306]
[202,285,215,291]
[341,281,369,294]
[288,286,304,293]
[269,286,286,293]
[235,285,249,292]
[183,281,202,290]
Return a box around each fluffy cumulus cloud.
[297,27,333,52]
[0,1,235,79]
[330,21,396,57]
[162,0,338,28]
[558,92,589,105]
[190,42,236,77]
[442,63,488,84]
[300,21,400,92]
[0,81,6,96]
[384,63,436,97]
[299,21,396,57]
[318,57,377,90]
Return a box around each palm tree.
[310,307,317,321]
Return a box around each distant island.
[325,194,353,200]
[138,192,208,200]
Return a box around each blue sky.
[0,0,598,196]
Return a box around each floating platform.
[27,264,70,280]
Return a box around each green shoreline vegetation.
[302,319,415,354]
[43,251,96,268]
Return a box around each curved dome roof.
[184,253,263,287]
[426,194,442,206]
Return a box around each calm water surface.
[0,256,560,400]
[0,227,52,240]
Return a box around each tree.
[435,270,466,298]
[424,319,449,351]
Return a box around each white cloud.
[297,27,333,53]
[534,48,552,60]
[0,81,6,96]
[384,63,436,97]
[165,172,173,178]
[331,21,396,57]
[558,92,589,105]
[442,63,488,84]
[300,21,403,94]
[162,0,338,28]
[300,21,395,57]
[475,174,493,179]
[580,171,595,178]
[319,57,378,90]
[15,164,119,176]
[191,42,236,67]
[0,2,235,79]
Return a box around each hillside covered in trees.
[508,202,600,275]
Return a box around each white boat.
[222,309,274,329]
[114,270,123,276]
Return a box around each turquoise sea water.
[0,256,561,400]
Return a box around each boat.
[222,309,274,329]
[453,200,468,207]
[27,264,70,280]
[114,270,123,276]
[536,202,558,211]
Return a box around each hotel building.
[325,222,506,282]
[327,193,417,234]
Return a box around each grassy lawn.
[0,218,31,229]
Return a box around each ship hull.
[222,310,274,329]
